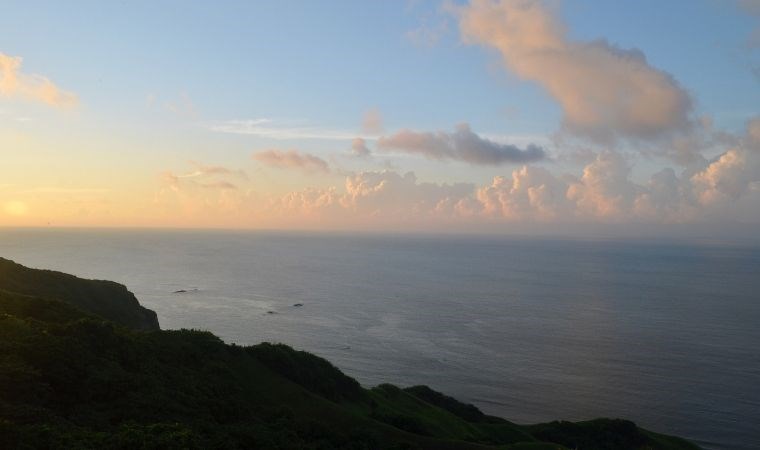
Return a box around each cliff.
[0,257,159,331]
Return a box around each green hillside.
[0,258,700,449]
[0,258,158,331]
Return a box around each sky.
[1,0,760,235]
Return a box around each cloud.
[475,151,646,222]
[156,173,247,222]
[377,123,545,165]
[155,120,760,228]
[688,116,760,206]
[253,149,331,173]
[264,118,760,226]
[0,53,78,108]
[455,0,693,142]
[209,119,359,140]
[267,170,476,223]
[155,161,251,225]
[180,161,248,180]
[161,162,245,192]
[362,108,384,134]
[20,187,110,194]
[691,150,760,206]
[198,181,238,190]
[164,92,198,119]
[741,0,760,15]
[748,117,760,144]
[343,171,474,216]
[477,165,572,220]
[350,138,372,158]
[738,0,760,47]
[406,18,449,47]
[566,150,640,219]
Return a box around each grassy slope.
[0,259,700,449]
[0,258,159,331]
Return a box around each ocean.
[1,228,758,449]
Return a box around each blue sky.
[2,0,756,133]
[1,0,759,231]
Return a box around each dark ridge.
[0,257,159,331]
[528,419,649,450]
[404,385,503,424]
[246,342,365,402]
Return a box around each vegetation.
[0,258,159,331]
[0,259,700,449]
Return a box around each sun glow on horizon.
[3,200,28,217]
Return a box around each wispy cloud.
[0,53,78,108]
[178,161,248,180]
[197,181,238,190]
[0,109,33,122]
[361,108,384,134]
[253,149,331,173]
[208,118,363,141]
[164,92,198,119]
[20,187,110,194]
[406,17,450,47]
[161,162,247,193]
[738,0,760,46]
[156,163,247,220]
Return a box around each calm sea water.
[1,228,758,449]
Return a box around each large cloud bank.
[260,119,760,225]
[157,119,760,228]
[154,1,759,230]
